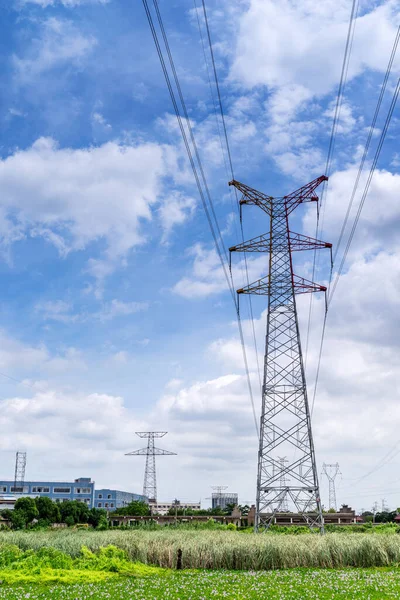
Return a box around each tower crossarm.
[237,274,327,296]
[229,179,273,216]
[125,447,177,456]
[284,175,328,215]
[230,231,331,255]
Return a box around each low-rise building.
[0,477,95,507]
[149,501,201,516]
[95,489,147,511]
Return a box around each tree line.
[1,496,108,529]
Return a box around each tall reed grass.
[1,530,400,569]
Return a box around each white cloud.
[0,136,192,287]
[13,18,97,84]
[230,0,400,96]
[0,387,145,480]
[158,192,196,242]
[0,330,86,377]
[172,243,268,298]
[35,298,148,322]
[95,300,148,321]
[92,112,112,131]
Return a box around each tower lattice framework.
[321,462,341,511]
[14,451,27,494]
[229,175,331,532]
[125,432,176,502]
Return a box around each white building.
[149,501,201,516]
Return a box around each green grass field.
[1,569,400,599]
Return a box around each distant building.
[149,501,201,516]
[212,493,238,510]
[0,495,17,510]
[95,489,147,511]
[0,477,95,507]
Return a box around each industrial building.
[0,477,146,511]
[212,492,238,510]
[0,477,95,506]
[95,489,147,511]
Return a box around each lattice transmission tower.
[229,175,331,532]
[14,451,27,494]
[125,432,176,502]
[278,457,289,512]
[321,463,341,511]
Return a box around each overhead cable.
[142,0,259,435]
[328,76,400,305]
[199,0,263,395]
[332,27,400,267]
[304,0,359,368]
[310,38,400,427]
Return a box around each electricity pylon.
[125,432,176,502]
[14,451,27,494]
[278,457,289,512]
[229,175,331,532]
[321,463,341,511]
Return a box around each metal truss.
[321,462,341,511]
[125,432,176,502]
[14,451,27,494]
[229,175,330,533]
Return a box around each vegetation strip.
[1,569,400,599]
[2,530,400,569]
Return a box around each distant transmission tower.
[125,432,176,502]
[278,457,289,512]
[321,463,341,510]
[229,176,330,532]
[14,451,27,494]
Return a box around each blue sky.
[0,0,399,510]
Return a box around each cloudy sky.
[0,0,399,512]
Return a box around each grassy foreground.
[2,529,400,569]
[1,569,400,599]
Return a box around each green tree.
[34,496,61,524]
[113,501,150,516]
[59,500,90,525]
[224,503,237,515]
[65,515,75,527]
[88,507,107,528]
[10,511,26,530]
[13,497,39,526]
[238,505,250,516]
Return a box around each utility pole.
[125,432,176,503]
[229,176,330,532]
[321,463,341,511]
[13,451,27,495]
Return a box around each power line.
[332,26,400,267]
[200,0,263,396]
[309,19,400,421]
[304,0,359,369]
[142,0,259,434]
[328,76,400,305]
